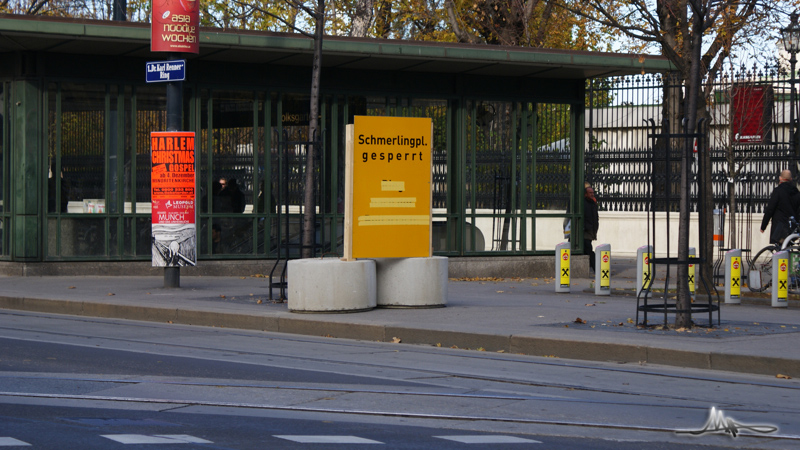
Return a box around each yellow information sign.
[688,255,696,294]
[345,116,433,258]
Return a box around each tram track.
[0,311,798,395]
[2,310,800,443]
[0,371,796,415]
[1,386,799,442]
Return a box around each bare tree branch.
[445,0,482,44]
[27,0,51,15]
[231,0,315,38]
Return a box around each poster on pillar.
[345,116,433,259]
[151,131,197,267]
[151,0,200,53]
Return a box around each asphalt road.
[1,309,797,449]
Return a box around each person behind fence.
[584,185,599,273]
[760,169,800,245]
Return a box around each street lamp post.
[782,12,800,158]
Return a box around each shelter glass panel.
[0,82,5,256]
[134,84,166,207]
[54,83,107,214]
[536,102,572,213]
[46,83,109,257]
[201,89,257,256]
[464,100,531,253]
[0,82,4,212]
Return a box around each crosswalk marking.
[0,438,31,446]
[101,434,213,444]
[434,435,542,444]
[274,435,383,444]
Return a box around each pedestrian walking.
[761,169,800,245]
[584,186,599,272]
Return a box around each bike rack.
[636,118,721,328]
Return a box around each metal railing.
[586,68,800,213]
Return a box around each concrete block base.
[374,256,448,308]
[288,258,376,313]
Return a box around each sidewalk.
[0,258,798,378]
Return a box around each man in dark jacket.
[761,169,800,244]
[584,186,600,272]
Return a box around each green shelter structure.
[0,14,671,276]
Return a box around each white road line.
[101,434,213,444]
[274,435,383,444]
[434,435,542,444]
[0,438,31,446]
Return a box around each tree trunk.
[675,4,707,329]
[301,0,325,259]
[350,0,373,37]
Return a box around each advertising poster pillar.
[151,131,197,268]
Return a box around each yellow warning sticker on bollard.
[600,251,610,288]
[642,252,652,290]
[560,248,570,287]
[778,256,789,300]
[730,256,741,298]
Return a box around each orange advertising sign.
[151,131,197,267]
[151,132,196,202]
[151,0,199,53]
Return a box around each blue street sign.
[146,60,186,83]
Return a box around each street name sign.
[146,60,186,83]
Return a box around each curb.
[2,295,797,378]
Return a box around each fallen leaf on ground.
[574,317,587,324]
[107,293,115,296]
[627,318,634,324]
[391,337,402,343]
[585,303,596,307]
[68,286,76,289]
[220,295,226,299]
[257,299,263,304]
[777,374,792,379]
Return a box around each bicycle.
[749,217,800,293]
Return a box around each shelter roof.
[0,14,673,79]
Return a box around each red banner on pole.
[151,0,199,54]
[732,85,773,144]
